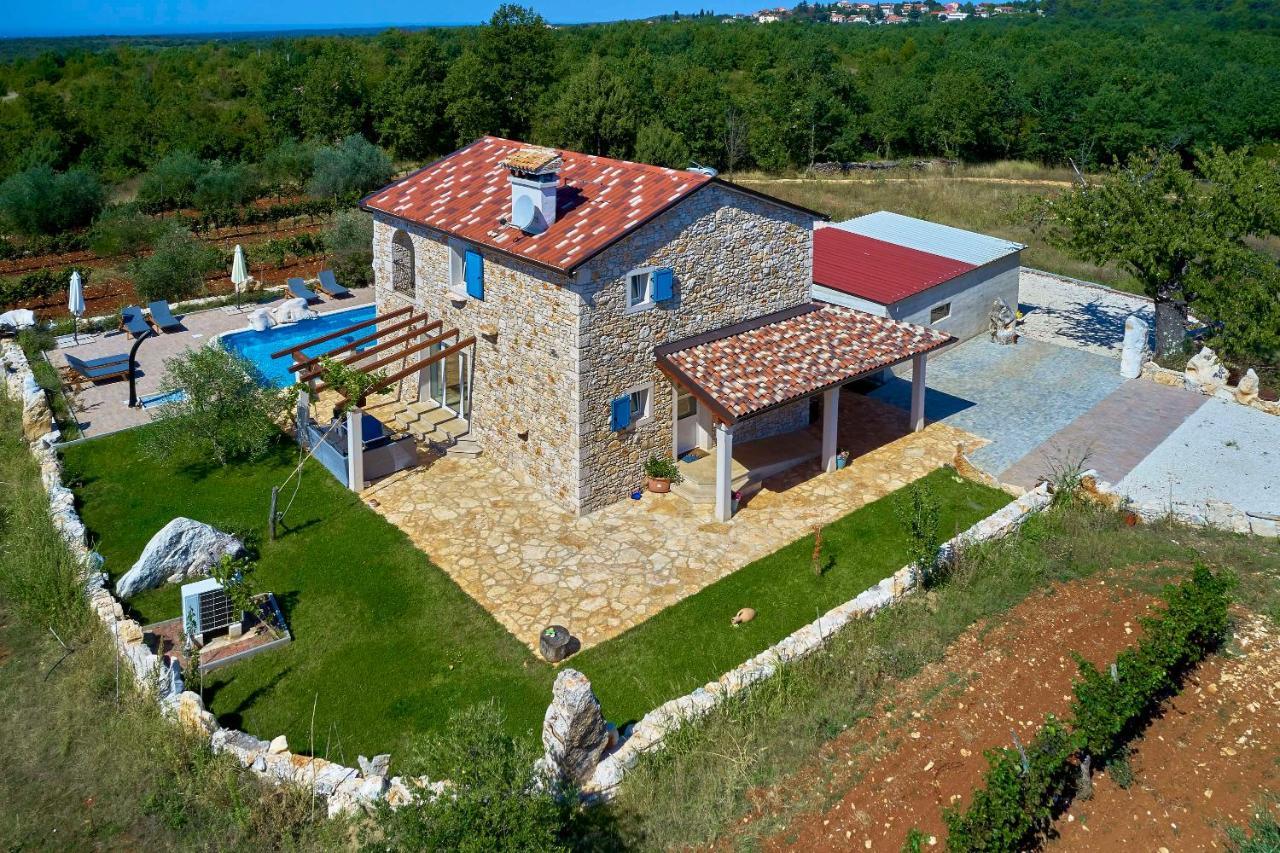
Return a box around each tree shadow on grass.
[203,663,294,731]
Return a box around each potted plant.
[644,454,683,493]
[836,449,851,470]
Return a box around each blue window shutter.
[652,267,674,301]
[610,395,631,431]
[464,248,484,299]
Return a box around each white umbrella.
[231,244,248,306]
[68,270,85,344]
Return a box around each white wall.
[885,252,1020,342]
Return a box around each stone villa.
[361,137,950,519]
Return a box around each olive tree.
[1038,147,1280,358]
[0,165,105,235]
[307,135,391,201]
[129,227,220,303]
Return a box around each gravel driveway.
[1018,269,1153,358]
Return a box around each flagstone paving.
[361,394,984,653]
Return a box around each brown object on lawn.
[731,607,756,626]
[811,523,825,576]
[540,625,572,662]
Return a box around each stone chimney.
[500,146,562,235]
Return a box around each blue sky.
[4,0,764,38]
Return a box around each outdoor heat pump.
[181,578,240,642]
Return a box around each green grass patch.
[573,469,1011,723]
[63,426,1009,771]
[62,428,555,769]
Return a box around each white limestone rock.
[1120,314,1149,379]
[1235,369,1260,406]
[248,307,276,332]
[272,298,315,325]
[1184,346,1229,393]
[540,668,609,785]
[358,754,391,778]
[114,518,243,599]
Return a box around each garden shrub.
[895,478,941,581]
[367,702,573,853]
[942,566,1233,852]
[142,346,293,464]
[89,203,163,257]
[129,227,221,304]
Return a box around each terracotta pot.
[647,476,672,494]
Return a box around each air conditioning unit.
[181,578,241,643]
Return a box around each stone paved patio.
[361,394,984,653]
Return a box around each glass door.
[443,350,469,419]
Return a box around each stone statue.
[1184,346,1229,394]
[1120,314,1149,378]
[989,298,1018,345]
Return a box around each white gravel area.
[1018,268,1153,358]
[1117,397,1280,515]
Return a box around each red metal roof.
[656,304,953,423]
[360,136,713,274]
[813,227,977,305]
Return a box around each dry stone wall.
[0,341,446,818]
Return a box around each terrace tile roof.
[360,136,714,274]
[813,227,977,305]
[656,304,953,423]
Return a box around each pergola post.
[295,385,310,450]
[714,421,735,522]
[910,353,928,432]
[345,407,364,492]
[821,386,840,472]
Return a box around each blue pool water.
[221,305,377,387]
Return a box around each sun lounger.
[77,352,130,369]
[316,270,351,298]
[287,278,321,303]
[121,305,151,338]
[64,353,130,385]
[147,300,182,332]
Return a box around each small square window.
[626,269,654,312]
[930,302,952,324]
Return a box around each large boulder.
[538,669,609,786]
[248,307,276,332]
[273,298,315,326]
[20,374,52,442]
[1235,368,1260,406]
[114,517,244,599]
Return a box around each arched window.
[391,230,415,296]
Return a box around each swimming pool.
[221,305,376,387]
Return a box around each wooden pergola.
[275,308,476,489]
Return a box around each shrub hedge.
[942,565,1233,852]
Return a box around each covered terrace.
[656,303,953,521]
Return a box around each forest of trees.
[0,0,1276,191]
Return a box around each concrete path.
[1018,269,1153,357]
[1118,397,1280,516]
[999,380,1208,490]
[48,289,374,438]
[870,336,1124,476]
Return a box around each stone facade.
[371,181,816,514]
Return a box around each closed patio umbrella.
[68,270,85,344]
[231,244,248,306]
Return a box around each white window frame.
[624,266,658,314]
[929,301,952,324]
[622,381,654,429]
[446,239,467,299]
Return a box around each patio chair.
[316,270,351,298]
[121,305,151,338]
[64,353,130,385]
[287,278,321,303]
[147,300,183,332]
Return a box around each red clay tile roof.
[656,304,953,423]
[361,136,713,274]
[813,227,977,304]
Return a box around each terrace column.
[346,407,364,492]
[910,354,928,432]
[714,421,735,523]
[821,386,841,473]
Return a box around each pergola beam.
[292,312,437,375]
[271,305,411,360]
[314,328,459,394]
[356,336,477,404]
[297,318,444,382]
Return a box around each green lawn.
[573,468,1011,723]
[63,429,1008,767]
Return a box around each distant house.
[830,12,849,22]
[884,13,907,23]
[811,212,1023,344]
